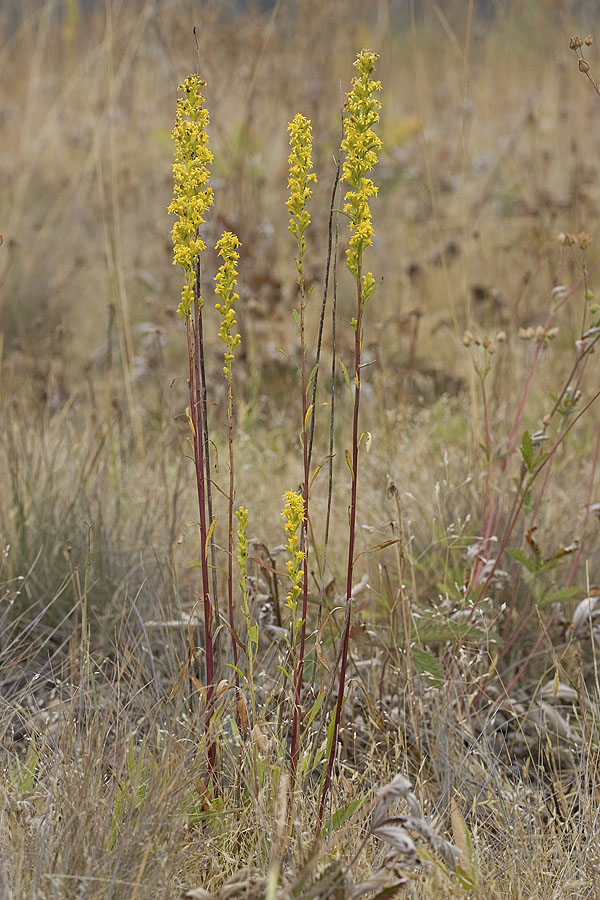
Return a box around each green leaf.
[304,689,326,729]
[306,363,319,395]
[411,647,444,687]
[521,430,534,471]
[248,624,258,650]
[537,585,580,607]
[323,797,367,835]
[340,359,352,395]
[507,547,536,573]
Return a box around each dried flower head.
[578,231,591,249]
[342,50,383,299]
[169,75,214,319]
[570,35,584,50]
[586,35,594,46]
[558,231,576,246]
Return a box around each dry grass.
[2,1,600,898]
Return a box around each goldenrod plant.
[318,48,382,829]
[215,232,242,706]
[169,74,217,779]
[285,113,316,790]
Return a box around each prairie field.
[2,1,600,898]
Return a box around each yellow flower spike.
[168,75,214,320]
[286,114,317,281]
[281,491,306,615]
[215,231,242,380]
[341,50,383,293]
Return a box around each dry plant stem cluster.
[465,226,600,698]
[570,33,600,96]
[471,241,600,594]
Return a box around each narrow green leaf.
[325,797,366,834]
[340,359,352,395]
[304,689,326,729]
[306,363,319,395]
[521,430,534,471]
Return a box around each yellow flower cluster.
[281,490,306,613]
[215,231,242,380]
[342,50,382,298]
[286,113,317,275]
[168,75,214,319]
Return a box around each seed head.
[578,231,591,249]
[558,232,576,246]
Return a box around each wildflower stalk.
[215,232,242,704]
[236,507,257,726]
[318,50,382,830]
[169,74,217,781]
[285,114,317,789]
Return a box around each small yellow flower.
[215,231,242,380]
[342,50,382,296]
[168,75,214,319]
[286,114,317,283]
[281,491,306,613]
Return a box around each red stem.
[318,264,363,831]
[227,387,239,688]
[290,276,310,793]
[190,298,216,780]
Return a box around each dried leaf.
[251,724,268,754]
[372,824,417,860]
[186,888,214,900]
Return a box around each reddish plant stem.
[318,264,363,831]
[289,273,310,794]
[190,296,216,781]
[227,384,239,695]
